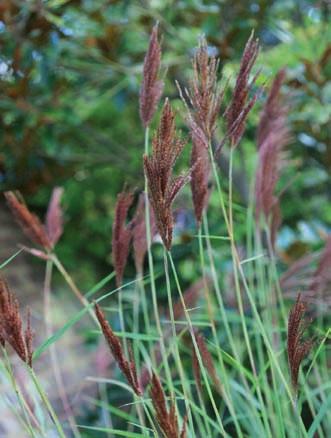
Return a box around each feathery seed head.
[287,294,314,393]
[112,190,134,287]
[0,277,34,367]
[225,32,259,148]
[144,99,190,250]
[95,303,142,396]
[140,23,164,127]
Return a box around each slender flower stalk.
[287,294,314,396]
[140,23,164,128]
[0,277,34,367]
[223,31,259,150]
[144,99,191,250]
[4,188,64,252]
[94,303,142,396]
[178,37,224,224]
[131,192,157,275]
[150,372,187,438]
[112,190,134,287]
[255,69,289,247]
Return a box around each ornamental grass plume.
[131,192,157,275]
[287,294,314,394]
[144,99,191,250]
[94,303,142,396]
[224,32,259,149]
[150,372,187,438]
[112,190,134,287]
[192,331,222,394]
[0,277,34,367]
[139,23,164,128]
[178,37,224,224]
[310,235,331,296]
[254,69,289,246]
[4,188,64,251]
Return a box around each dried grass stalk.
[95,303,142,396]
[0,277,34,367]
[144,99,190,250]
[112,190,134,287]
[287,294,313,393]
[140,23,164,128]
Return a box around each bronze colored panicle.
[140,23,164,128]
[4,191,52,250]
[144,99,190,250]
[131,193,157,275]
[0,278,34,367]
[178,38,224,224]
[45,187,64,247]
[192,331,222,394]
[224,32,259,148]
[112,190,134,287]
[257,68,287,149]
[255,69,288,246]
[4,188,64,251]
[287,294,313,393]
[310,235,331,296]
[95,303,142,396]
[150,372,187,438]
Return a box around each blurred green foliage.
[0,0,330,286]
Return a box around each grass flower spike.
[225,32,259,148]
[287,294,314,394]
[95,303,142,396]
[144,99,190,250]
[112,190,134,287]
[140,23,164,128]
[0,277,34,367]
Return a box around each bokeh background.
[0,0,330,433]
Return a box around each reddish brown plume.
[144,99,190,250]
[140,23,164,128]
[225,32,259,148]
[95,303,142,396]
[4,191,52,250]
[112,190,134,287]
[0,277,34,367]
[45,187,64,247]
[257,68,287,148]
[178,38,224,224]
[310,235,331,296]
[192,331,222,394]
[287,294,313,393]
[150,372,187,438]
[131,193,157,275]
[255,69,289,246]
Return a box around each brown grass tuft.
[112,190,134,287]
[140,23,164,128]
[0,277,34,367]
[144,99,190,250]
[287,294,314,393]
[95,303,142,396]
